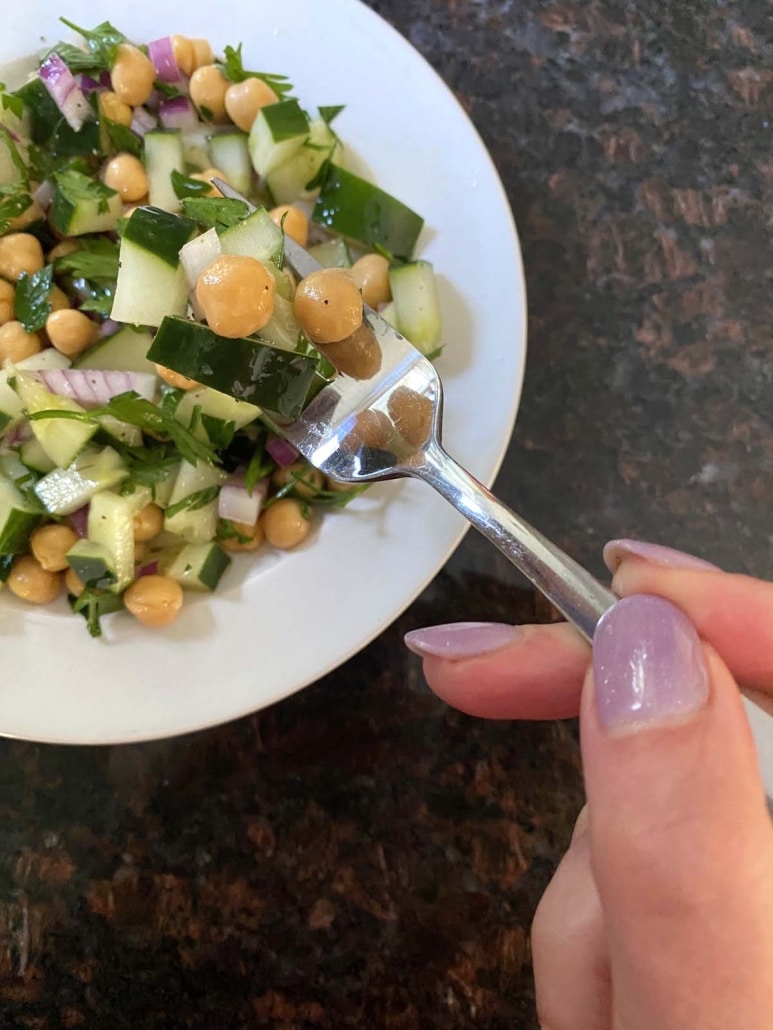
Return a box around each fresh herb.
[28,392,218,467]
[266,467,369,509]
[102,117,142,158]
[198,105,214,122]
[69,586,124,637]
[318,105,345,125]
[153,81,184,100]
[216,44,293,98]
[0,183,32,236]
[14,79,101,162]
[181,196,251,230]
[14,266,54,333]
[0,86,24,121]
[59,18,126,70]
[54,235,120,283]
[217,519,252,544]
[44,42,101,73]
[171,169,215,201]
[115,442,180,497]
[200,414,236,449]
[244,437,274,493]
[165,486,221,519]
[54,164,117,215]
[79,287,115,317]
[304,156,331,193]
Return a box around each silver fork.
[216,181,616,642]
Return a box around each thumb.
[582,595,773,1030]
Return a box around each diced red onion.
[33,179,55,209]
[99,318,121,338]
[218,476,268,525]
[78,72,109,95]
[147,37,181,83]
[180,227,222,287]
[137,560,159,578]
[39,53,90,132]
[266,434,299,468]
[38,369,158,407]
[68,505,89,539]
[130,106,157,138]
[159,95,199,131]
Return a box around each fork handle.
[412,440,616,642]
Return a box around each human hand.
[405,541,773,1029]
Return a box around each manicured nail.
[404,622,520,659]
[593,595,709,731]
[603,539,719,575]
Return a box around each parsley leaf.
[181,197,251,230]
[54,235,119,283]
[0,183,32,235]
[14,266,54,332]
[304,156,332,193]
[165,486,221,519]
[59,18,126,70]
[116,443,180,498]
[44,42,101,73]
[217,519,252,544]
[200,414,236,449]
[318,105,345,125]
[171,169,215,201]
[244,436,274,493]
[0,86,24,121]
[102,117,142,158]
[28,392,218,467]
[54,164,117,215]
[216,44,293,98]
[154,81,184,100]
[69,586,124,637]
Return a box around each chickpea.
[320,323,382,380]
[0,279,14,324]
[171,34,196,77]
[133,503,164,542]
[195,255,275,338]
[293,268,363,345]
[0,233,44,282]
[7,555,62,605]
[154,364,200,390]
[48,239,80,263]
[351,253,392,309]
[0,321,41,362]
[225,78,277,132]
[189,65,229,123]
[124,574,184,628]
[30,524,79,573]
[48,286,70,313]
[343,409,393,453]
[272,461,324,500]
[190,39,214,71]
[46,309,98,358]
[189,167,228,198]
[261,498,311,550]
[110,44,155,107]
[98,90,133,127]
[219,519,264,553]
[103,153,149,202]
[269,204,309,248]
[64,567,85,598]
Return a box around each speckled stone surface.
[2,1,772,1026]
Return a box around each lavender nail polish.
[593,595,709,731]
[404,622,519,660]
[603,539,719,574]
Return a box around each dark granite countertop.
[2,1,772,1026]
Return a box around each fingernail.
[603,539,720,575]
[404,622,520,659]
[593,595,709,731]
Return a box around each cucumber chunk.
[218,207,284,267]
[307,238,352,269]
[148,316,320,417]
[88,491,135,591]
[20,437,55,474]
[0,349,71,432]
[50,169,123,236]
[248,100,309,178]
[34,446,128,516]
[13,371,97,467]
[162,541,231,592]
[0,474,42,554]
[265,118,340,204]
[313,164,424,258]
[164,460,225,542]
[66,540,117,589]
[74,327,156,374]
[388,260,442,355]
[145,130,185,213]
[208,132,252,195]
[174,386,260,444]
[110,207,196,327]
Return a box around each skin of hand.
[404,541,773,1030]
